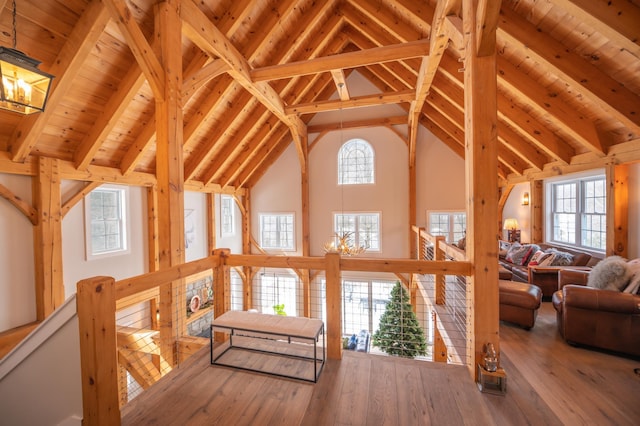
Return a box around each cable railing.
[76,250,471,424]
[413,226,470,366]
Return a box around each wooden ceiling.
[0,0,639,192]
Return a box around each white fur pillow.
[588,256,633,291]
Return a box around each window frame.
[220,195,235,236]
[84,185,131,260]
[337,138,375,185]
[427,211,467,244]
[333,212,381,252]
[259,212,296,251]
[547,173,606,252]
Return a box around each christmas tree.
[372,281,427,358]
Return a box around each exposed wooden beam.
[498,6,640,135]
[102,0,164,99]
[308,115,407,133]
[285,90,414,115]
[475,0,501,57]
[181,0,307,173]
[9,0,110,163]
[554,0,640,60]
[251,38,430,82]
[0,183,38,225]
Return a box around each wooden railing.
[77,249,471,425]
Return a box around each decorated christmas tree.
[373,281,427,358]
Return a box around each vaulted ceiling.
[1,0,639,192]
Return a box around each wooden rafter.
[9,0,110,163]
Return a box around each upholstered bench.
[499,280,543,330]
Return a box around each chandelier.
[322,82,366,256]
[323,231,367,256]
[0,0,54,114]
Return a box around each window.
[338,138,374,185]
[220,195,234,236]
[260,213,295,250]
[428,211,466,243]
[85,186,129,259]
[258,272,298,316]
[549,175,606,251]
[334,212,380,251]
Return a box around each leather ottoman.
[499,280,543,330]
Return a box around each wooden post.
[607,164,629,257]
[434,235,446,305]
[531,180,543,243]
[77,276,120,426]
[325,252,342,360]
[213,248,231,342]
[242,192,253,310]
[432,311,447,363]
[32,156,64,320]
[155,0,184,367]
[463,0,500,378]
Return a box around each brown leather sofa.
[552,269,640,357]
[500,243,602,298]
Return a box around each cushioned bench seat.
[499,280,543,330]
[210,311,325,382]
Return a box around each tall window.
[220,195,234,236]
[334,212,380,251]
[258,272,298,316]
[260,213,295,250]
[85,186,129,259]
[428,211,466,243]
[549,175,606,251]
[338,138,374,184]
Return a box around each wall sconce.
[521,192,530,206]
[503,218,521,243]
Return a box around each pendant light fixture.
[323,83,366,256]
[0,0,54,114]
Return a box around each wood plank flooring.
[121,303,640,425]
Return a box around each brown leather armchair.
[552,269,640,357]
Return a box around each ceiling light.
[0,0,54,114]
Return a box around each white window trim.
[333,211,382,252]
[259,212,296,251]
[427,210,467,244]
[338,138,376,186]
[84,185,131,261]
[545,170,606,253]
[220,195,235,236]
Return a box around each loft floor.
[121,303,640,425]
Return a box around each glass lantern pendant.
[0,47,54,114]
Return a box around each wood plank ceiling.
[0,0,639,191]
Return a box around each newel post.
[213,248,231,342]
[77,276,120,426]
[325,252,342,360]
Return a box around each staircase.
[0,295,83,425]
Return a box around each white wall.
[62,182,148,297]
[0,174,36,331]
[415,125,466,227]
[502,182,531,243]
[251,73,467,259]
[184,191,208,261]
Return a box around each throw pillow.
[623,259,640,294]
[528,250,552,266]
[545,248,574,266]
[538,253,556,266]
[498,240,511,258]
[506,244,537,266]
[588,256,632,291]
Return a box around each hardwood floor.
[121,303,640,425]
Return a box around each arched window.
[338,138,375,184]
